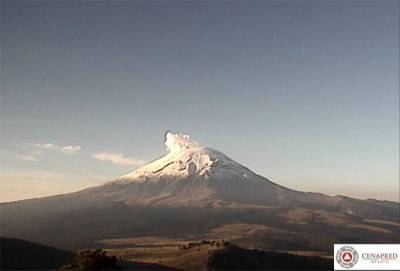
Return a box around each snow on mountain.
[119,132,256,182]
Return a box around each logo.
[334,244,400,270]
[336,246,359,269]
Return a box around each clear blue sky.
[1,1,398,202]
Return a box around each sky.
[0,1,398,202]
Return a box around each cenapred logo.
[336,245,359,269]
[334,244,400,270]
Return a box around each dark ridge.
[207,242,332,271]
[0,237,74,270]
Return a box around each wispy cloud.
[60,145,81,154]
[35,143,81,155]
[2,142,82,163]
[0,149,40,162]
[14,154,39,162]
[35,143,57,149]
[92,152,146,166]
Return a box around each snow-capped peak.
[165,132,200,154]
[119,131,253,182]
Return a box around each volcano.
[94,131,303,207]
[1,132,399,250]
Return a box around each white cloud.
[35,143,57,149]
[35,143,81,155]
[61,145,81,154]
[0,149,40,162]
[4,143,82,162]
[92,152,146,166]
[14,154,39,162]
